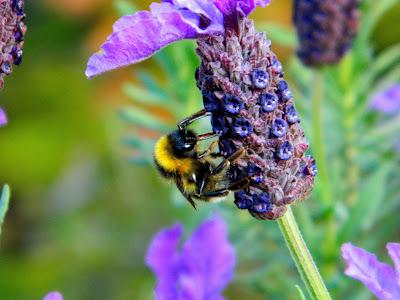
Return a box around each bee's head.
[168,129,198,157]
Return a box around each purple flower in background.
[146,216,235,300]
[370,84,400,114]
[43,292,63,300]
[0,108,7,126]
[85,0,270,78]
[341,243,400,300]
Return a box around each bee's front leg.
[211,148,246,175]
[197,141,220,159]
[178,109,211,130]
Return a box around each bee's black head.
[169,129,198,157]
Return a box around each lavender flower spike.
[0,0,26,89]
[0,107,7,126]
[43,292,63,300]
[341,242,400,300]
[146,216,235,300]
[85,0,270,78]
[370,84,400,115]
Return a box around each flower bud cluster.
[293,0,360,66]
[196,19,316,220]
[0,0,26,89]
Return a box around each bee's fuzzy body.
[154,130,233,207]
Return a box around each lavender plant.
[86,1,331,299]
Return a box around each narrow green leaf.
[113,0,137,16]
[257,22,297,48]
[362,114,400,145]
[356,0,397,44]
[338,164,391,243]
[123,83,168,105]
[0,185,11,238]
[119,106,173,132]
[295,285,307,300]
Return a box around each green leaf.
[257,22,297,48]
[356,0,398,45]
[338,164,391,243]
[362,114,400,145]
[119,106,173,132]
[295,285,307,300]
[113,0,137,16]
[0,185,11,238]
[123,83,169,106]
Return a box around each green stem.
[277,207,332,300]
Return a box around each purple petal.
[85,2,224,78]
[370,84,400,114]
[387,243,400,286]
[214,0,270,17]
[179,216,235,300]
[146,223,183,300]
[341,243,400,300]
[43,292,63,300]
[0,108,7,126]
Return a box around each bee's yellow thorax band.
[154,135,194,174]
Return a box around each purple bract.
[85,0,270,78]
[43,292,63,300]
[146,216,235,300]
[370,85,400,115]
[341,243,400,300]
[0,107,7,126]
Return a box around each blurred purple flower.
[85,0,270,78]
[0,108,7,126]
[341,243,400,300]
[370,84,400,114]
[43,291,63,300]
[146,216,235,300]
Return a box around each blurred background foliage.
[0,0,399,299]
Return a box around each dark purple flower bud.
[246,163,264,183]
[271,119,288,138]
[1,63,12,75]
[293,0,360,66]
[223,94,244,114]
[11,48,23,65]
[232,117,253,138]
[285,105,300,124]
[203,90,221,112]
[211,114,229,136]
[259,93,278,112]
[12,0,24,16]
[219,139,236,157]
[251,192,272,213]
[277,141,294,160]
[277,80,292,101]
[271,58,283,74]
[303,157,318,176]
[252,69,269,89]
[234,191,253,209]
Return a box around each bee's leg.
[197,141,219,159]
[211,148,246,175]
[176,178,197,210]
[199,178,250,198]
[178,109,211,130]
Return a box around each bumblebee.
[153,109,250,208]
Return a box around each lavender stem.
[277,207,332,300]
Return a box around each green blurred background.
[0,0,399,299]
